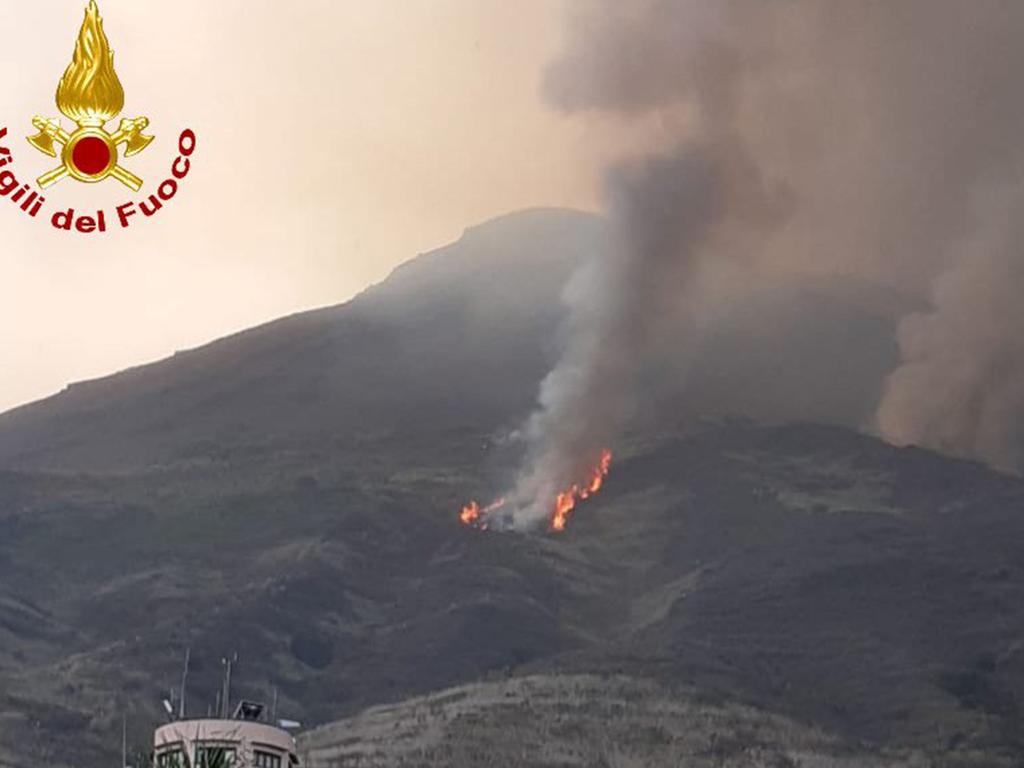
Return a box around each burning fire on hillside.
[552,448,612,531]
[459,449,613,533]
[459,497,506,529]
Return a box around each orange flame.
[550,449,613,532]
[459,501,481,525]
[460,497,506,528]
[458,449,613,533]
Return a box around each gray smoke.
[878,185,1024,470]
[503,0,1024,527]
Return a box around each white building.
[153,703,299,768]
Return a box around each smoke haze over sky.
[0,0,635,413]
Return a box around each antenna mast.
[221,653,238,718]
[178,647,191,719]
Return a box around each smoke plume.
[507,0,1024,526]
[877,184,1024,470]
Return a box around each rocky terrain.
[0,209,1020,767]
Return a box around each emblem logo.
[26,0,154,191]
[2,0,195,232]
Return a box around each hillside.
[299,674,921,767]
[2,419,1023,766]
[0,209,1019,766]
[0,209,601,473]
[0,208,909,474]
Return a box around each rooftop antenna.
[121,713,128,768]
[221,652,238,719]
[178,647,191,719]
[271,687,278,722]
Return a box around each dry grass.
[300,674,926,768]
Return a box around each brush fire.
[459,449,612,533]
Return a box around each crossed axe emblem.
[28,116,154,191]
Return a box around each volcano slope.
[0,209,1020,767]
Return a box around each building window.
[196,746,236,768]
[254,750,282,768]
[157,748,187,768]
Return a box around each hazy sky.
[0,0,633,413]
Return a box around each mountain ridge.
[1,208,1019,767]
[0,208,601,472]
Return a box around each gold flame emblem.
[26,0,153,191]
